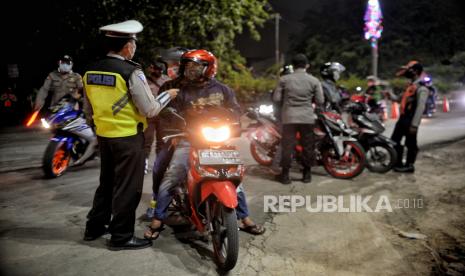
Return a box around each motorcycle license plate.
[198,150,242,165]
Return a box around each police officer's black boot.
[275,168,291,184]
[394,163,415,173]
[302,167,312,183]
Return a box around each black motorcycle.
[344,101,397,173]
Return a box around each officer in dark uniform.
[82,20,178,250]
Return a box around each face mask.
[333,71,340,81]
[167,66,179,79]
[185,64,205,81]
[59,63,72,73]
[404,69,415,79]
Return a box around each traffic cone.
[442,96,450,112]
[390,102,399,119]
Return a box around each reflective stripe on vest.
[84,71,147,138]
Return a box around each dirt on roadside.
[238,139,465,276]
[373,139,465,275]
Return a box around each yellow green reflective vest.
[83,58,147,138]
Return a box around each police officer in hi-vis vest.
[82,20,178,251]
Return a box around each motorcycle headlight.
[258,104,274,115]
[41,118,50,129]
[201,126,230,143]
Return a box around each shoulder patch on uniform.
[86,73,116,87]
[137,72,147,83]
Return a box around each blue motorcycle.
[41,96,97,178]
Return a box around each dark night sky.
[235,0,313,62]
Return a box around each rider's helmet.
[58,55,73,73]
[366,75,379,85]
[179,49,217,79]
[280,64,294,76]
[396,60,423,78]
[161,47,189,63]
[422,74,433,87]
[160,47,189,79]
[320,62,346,82]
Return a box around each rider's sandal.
[144,224,165,240]
[239,224,266,235]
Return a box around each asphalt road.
[1,104,464,275]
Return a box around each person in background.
[387,60,429,173]
[143,58,171,174]
[34,55,83,112]
[273,53,324,184]
[422,75,437,117]
[320,61,345,113]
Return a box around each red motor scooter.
[161,106,244,271]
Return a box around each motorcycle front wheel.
[322,141,365,179]
[250,141,275,166]
[211,204,239,272]
[43,140,71,178]
[365,143,397,173]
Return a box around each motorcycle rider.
[143,57,172,174]
[273,53,325,184]
[363,75,388,121]
[34,55,96,166]
[320,62,346,112]
[34,55,83,112]
[149,47,189,207]
[365,76,383,107]
[388,60,429,173]
[422,75,437,117]
[144,49,265,240]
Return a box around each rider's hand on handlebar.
[167,88,179,99]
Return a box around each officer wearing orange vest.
[82,20,178,250]
[387,60,429,173]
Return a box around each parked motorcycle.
[41,96,96,178]
[344,100,397,173]
[245,104,279,167]
[349,94,387,122]
[160,106,243,271]
[246,105,366,179]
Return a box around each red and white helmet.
[180,49,217,79]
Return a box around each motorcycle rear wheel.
[365,143,397,173]
[322,141,365,179]
[43,140,71,178]
[211,204,239,272]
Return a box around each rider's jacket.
[158,77,242,133]
[34,70,83,110]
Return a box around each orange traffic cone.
[442,96,450,112]
[390,102,399,119]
